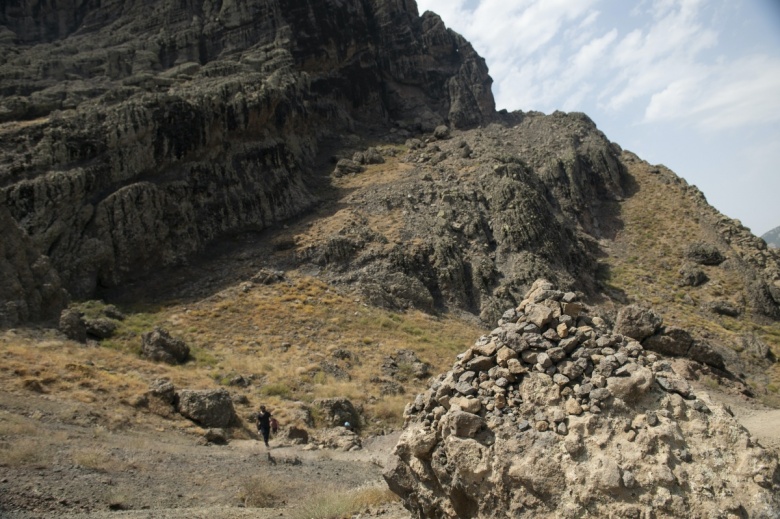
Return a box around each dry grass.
[289,482,398,519]
[364,395,409,428]
[71,446,134,472]
[0,438,48,467]
[0,412,38,436]
[603,156,780,394]
[239,473,286,508]
[133,272,478,431]
[0,262,481,437]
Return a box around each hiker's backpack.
[270,417,279,434]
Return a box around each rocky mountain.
[1,2,780,517]
[0,0,493,324]
[763,226,780,249]
[1,1,780,410]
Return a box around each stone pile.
[385,279,780,518]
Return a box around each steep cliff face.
[0,0,494,322]
[0,205,69,326]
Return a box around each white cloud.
[600,0,718,111]
[415,0,780,233]
[646,55,780,129]
[571,28,618,75]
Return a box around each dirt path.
[2,367,778,519]
[687,377,780,453]
[0,391,409,519]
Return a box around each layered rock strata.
[0,0,494,324]
[385,279,780,518]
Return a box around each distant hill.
[762,226,780,248]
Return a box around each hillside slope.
[763,226,780,249]
[0,3,779,515]
[0,0,494,324]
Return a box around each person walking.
[256,405,272,449]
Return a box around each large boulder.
[642,327,693,357]
[312,397,360,429]
[678,263,709,287]
[686,242,726,265]
[176,389,236,428]
[613,304,663,342]
[706,300,740,317]
[385,280,780,519]
[84,317,118,339]
[276,426,310,446]
[141,327,190,364]
[141,378,177,418]
[59,308,87,342]
[313,427,361,451]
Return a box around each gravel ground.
[0,391,409,519]
[2,363,777,519]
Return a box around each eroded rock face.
[0,0,494,322]
[141,327,190,365]
[312,397,360,429]
[176,388,236,428]
[0,206,69,327]
[384,280,780,518]
[303,115,629,323]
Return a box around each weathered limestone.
[385,279,780,519]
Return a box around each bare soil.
[2,365,779,519]
[0,390,409,519]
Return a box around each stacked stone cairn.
[384,280,780,519]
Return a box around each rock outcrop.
[0,206,68,327]
[176,388,237,428]
[141,327,190,364]
[313,397,360,429]
[385,280,780,518]
[0,0,495,324]
[302,115,628,323]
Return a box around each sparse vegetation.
[239,473,286,508]
[289,483,398,519]
[0,438,47,467]
[602,157,780,393]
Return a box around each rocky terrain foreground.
[0,388,404,519]
[2,0,780,517]
[386,280,780,518]
[1,279,779,518]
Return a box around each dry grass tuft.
[238,473,286,508]
[0,438,48,467]
[0,413,38,436]
[289,482,398,519]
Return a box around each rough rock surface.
[0,0,494,321]
[312,427,362,452]
[141,327,190,364]
[313,397,360,429]
[302,115,629,324]
[176,388,237,428]
[0,207,68,327]
[613,304,663,342]
[385,280,780,518]
[141,378,177,418]
[58,307,86,342]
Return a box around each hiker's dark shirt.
[257,411,272,431]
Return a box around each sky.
[416,0,780,237]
